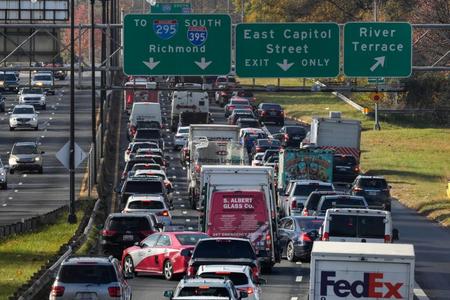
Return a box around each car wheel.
[38,167,43,174]
[286,241,298,262]
[163,260,174,280]
[123,255,136,278]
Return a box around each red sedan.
[121,231,208,280]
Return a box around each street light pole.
[91,0,97,182]
[100,0,107,157]
[68,0,77,223]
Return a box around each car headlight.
[0,81,4,86]
[40,96,45,101]
[9,157,17,165]
[0,172,4,176]
[32,117,37,121]
[36,82,43,86]
[34,157,40,162]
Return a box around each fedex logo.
[320,271,404,299]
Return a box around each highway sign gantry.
[235,23,340,78]
[344,22,412,77]
[150,3,192,13]
[123,14,231,76]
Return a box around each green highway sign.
[123,14,231,76]
[344,22,412,77]
[235,23,340,78]
[150,3,192,13]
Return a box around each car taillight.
[50,286,65,297]
[291,201,297,209]
[251,266,259,279]
[126,149,131,155]
[108,286,121,298]
[302,209,309,216]
[187,265,195,276]
[195,164,201,173]
[126,94,133,104]
[265,233,271,245]
[281,111,285,116]
[261,111,267,116]
[122,171,127,178]
[301,233,312,242]
[228,105,235,110]
[256,146,263,152]
[284,133,289,140]
[239,287,254,295]
[353,187,363,192]
[159,210,169,217]
[164,181,172,189]
[101,230,117,237]
[354,165,360,173]
[140,230,154,236]
[130,126,136,135]
[322,232,329,241]
[384,235,391,243]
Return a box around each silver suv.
[9,142,44,174]
[49,256,132,300]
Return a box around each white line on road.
[182,211,187,215]
[290,298,298,300]
[186,219,191,222]
[180,204,185,208]
[14,190,18,193]
[18,182,23,185]
[8,197,12,200]
[295,276,303,282]
[22,174,27,177]
[2,203,6,207]
[296,261,302,265]
[188,227,193,230]
[414,282,430,300]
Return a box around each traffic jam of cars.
[44,73,420,300]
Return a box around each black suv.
[273,126,307,148]
[301,191,344,216]
[333,154,360,183]
[256,103,284,126]
[187,238,260,278]
[0,72,19,93]
[350,175,392,211]
[100,213,163,258]
[116,176,170,209]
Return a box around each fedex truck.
[309,241,415,300]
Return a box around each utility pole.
[91,0,97,182]
[373,0,381,131]
[68,0,77,223]
[100,0,107,157]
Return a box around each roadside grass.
[237,77,304,87]
[258,92,450,225]
[0,210,83,299]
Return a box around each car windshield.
[132,143,159,152]
[0,74,17,81]
[135,130,161,139]
[359,179,388,189]
[261,103,281,110]
[293,184,333,196]
[13,107,34,114]
[34,75,52,81]
[295,218,324,231]
[175,233,209,245]
[178,128,189,134]
[108,216,151,231]
[13,145,37,155]
[21,89,43,94]
[128,200,164,209]
[194,240,256,259]
[58,265,116,284]
[132,164,161,171]
[334,155,357,166]
[179,287,230,297]
[135,173,165,181]
[306,193,336,210]
[286,127,306,135]
[124,180,163,193]
[329,215,386,239]
[320,197,366,211]
[200,272,249,286]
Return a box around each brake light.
[164,181,172,189]
[251,266,259,279]
[187,265,195,276]
[354,165,360,173]
[384,234,391,243]
[353,187,363,192]
[159,210,169,217]
[50,286,65,297]
[130,126,136,135]
[122,171,127,178]
[322,232,329,241]
[126,93,133,104]
[261,111,267,116]
[302,209,309,216]
[281,111,285,116]
[228,105,235,110]
[140,230,154,236]
[265,233,271,247]
[101,230,117,237]
[291,201,297,209]
[301,233,312,242]
[108,286,121,298]
[215,271,231,275]
[239,287,254,295]
[126,149,131,155]
[256,146,263,152]
[195,164,201,173]
[284,133,289,140]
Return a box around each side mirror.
[163,290,174,299]
[392,228,399,241]
[180,248,192,257]
[240,291,248,299]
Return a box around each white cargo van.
[171,91,209,131]
[128,102,162,138]
[309,241,415,300]
[321,208,399,243]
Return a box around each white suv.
[18,88,46,109]
[31,72,55,95]
[9,104,38,131]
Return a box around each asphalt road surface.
[119,92,450,300]
[0,75,92,226]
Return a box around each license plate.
[269,111,277,116]
[368,191,378,195]
[123,235,134,241]
[292,136,301,140]
[337,166,350,171]
[76,293,97,300]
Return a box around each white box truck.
[308,112,361,161]
[309,241,415,300]
[199,165,280,271]
[171,90,209,131]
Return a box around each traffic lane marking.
[295,276,303,282]
[414,281,430,300]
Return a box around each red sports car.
[121,231,208,280]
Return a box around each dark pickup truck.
[187,238,261,279]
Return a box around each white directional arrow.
[143,58,160,70]
[370,56,385,72]
[194,57,212,70]
[276,59,294,71]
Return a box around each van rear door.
[327,214,388,243]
